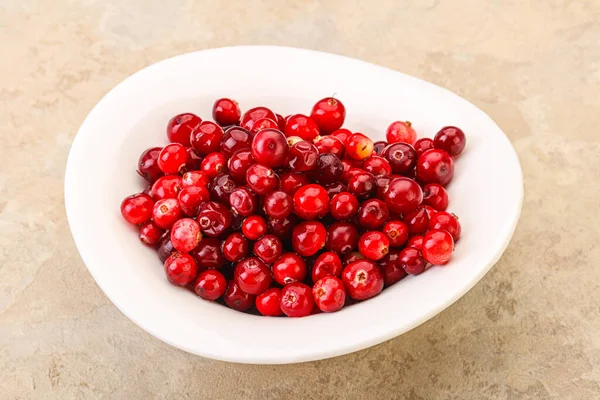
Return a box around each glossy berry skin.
[362,156,392,177]
[284,114,320,141]
[429,211,461,241]
[221,126,252,158]
[250,117,279,134]
[279,171,310,195]
[343,251,365,266]
[331,128,352,144]
[137,147,163,183]
[383,177,423,214]
[275,114,286,130]
[403,207,431,235]
[357,199,389,229]
[158,143,187,174]
[382,220,409,247]
[326,222,359,255]
[246,164,278,195]
[380,250,407,286]
[314,135,345,157]
[191,121,224,155]
[197,201,231,237]
[416,149,454,186]
[273,253,307,285]
[264,190,292,219]
[178,185,210,217]
[167,113,201,146]
[222,232,249,262]
[227,149,255,183]
[267,214,297,238]
[386,121,417,145]
[280,282,314,317]
[286,141,319,172]
[158,236,175,263]
[256,288,283,316]
[310,97,346,134]
[242,215,268,240]
[152,198,183,229]
[164,253,198,286]
[315,153,344,183]
[233,257,272,295]
[150,175,182,201]
[139,221,164,247]
[229,186,257,217]
[373,141,388,156]
[399,247,427,275]
[422,183,449,211]
[182,170,209,188]
[293,184,330,220]
[200,152,228,178]
[376,175,391,200]
[330,192,359,220]
[253,234,282,264]
[414,138,435,156]
[241,106,277,131]
[312,252,343,282]
[324,181,348,198]
[190,238,225,270]
[347,171,377,200]
[313,276,346,313]
[194,270,227,301]
[382,143,418,175]
[358,231,390,261]
[434,126,466,157]
[292,221,327,256]
[121,193,154,225]
[406,236,424,250]
[170,218,202,252]
[251,128,289,167]
[342,260,384,300]
[212,98,241,126]
[345,133,374,160]
[209,173,237,205]
[224,280,255,311]
[185,148,203,172]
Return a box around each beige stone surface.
[1,0,600,398]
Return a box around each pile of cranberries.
[120,97,466,317]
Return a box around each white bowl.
[65,46,523,364]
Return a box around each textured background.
[1,1,600,399]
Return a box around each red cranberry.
[221,126,252,157]
[343,251,365,265]
[224,280,255,311]
[197,201,231,237]
[234,257,272,295]
[150,175,182,200]
[286,140,319,172]
[357,199,389,229]
[331,128,351,144]
[376,175,391,200]
[200,152,228,178]
[267,214,297,238]
[253,234,283,264]
[414,138,434,156]
[158,236,175,263]
[170,218,202,252]
[362,156,392,177]
[284,114,320,141]
[293,184,330,220]
[251,128,289,167]
[256,288,283,316]
[158,143,187,174]
[152,198,182,229]
[275,114,286,130]
[209,173,237,205]
[315,153,343,183]
[434,126,466,157]
[382,220,409,247]
[280,282,314,317]
[399,247,426,275]
[344,167,364,183]
[182,170,209,188]
[212,98,241,126]
[310,97,346,134]
[229,186,257,216]
[246,164,278,195]
[373,141,387,156]
[324,181,347,198]
[190,238,226,270]
[273,253,307,285]
[222,232,249,262]
[190,121,224,155]
[139,221,164,247]
[326,222,359,255]
[358,231,390,261]
[241,106,277,131]
[292,221,327,256]
[342,260,384,300]
[407,235,424,249]
[242,215,267,240]
[250,118,279,134]
[429,211,461,241]
[422,183,448,211]
[380,250,407,286]
[314,135,345,157]
[403,206,431,235]
[137,147,163,183]
[386,121,417,145]
[194,269,227,300]
[121,193,154,224]
[382,142,417,175]
[383,177,423,214]
[416,149,454,186]
[347,171,376,199]
[227,149,255,183]
[167,113,201,146]
[264,190,292,219]
[164,252,198,286]
[345,133,374,160]
[330,192,359,220]
[279,171,310,195]
[312,251,343,282]
[313,276,346,313]
[178,185,210,217]
[185,148,203,172]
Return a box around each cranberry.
[376,175,391,200]
[312,252,343,282]
[139,221,164,247]
[344,167,364,183]
[313,276,346,313]
[399,247,426,275]
[164,252,198,286]
[241,106,277,131]
[286,135,304,147]
[190,238,226,269]
[434,126,466,157]
[347,171,376,199]
[429,211,461,241]
[314,135,345,157]
[416,149,454,186]
[194,269,227,300]
[326,222,358,255]
[383,177,423,214]
[170,218,202,252]
[182,170,209,188]
[345,133,374,160]
[120,193,154,224]
[357,199,389,229]
[423,183,449,210]
[331,128,352,144]
[380,250,407,286]
[267,214,297,238]
[280,282,314,317]
[315,153,343,183]
[279,171,310,195]
[372,141,388,156]
[403,206,431,235]
[158,143,187,174]
[212,98,241,126]
[190,121,224,155]
[207,174,235,205]
[292,221,327,256]
[242,215,267,240]
[275,114,286,130]
[286,140,319,172]
[264,190,292,218]
[362,156,392,177]
[137,147,163,183]
[251,128,289,167]
[224,280,255,311]
[178,185,210,216]
[229,186,256,216]
[221,126,252,157]
[158,236,175,263]
[152,198,182,229]
[253,234,283,264]
[185,148,203,172]
[330,192,359,220]
[358,231,390,261]
[256,288,283,316]
[197,201,231,237]
[227,149,255,183]
[222,232,249,262]
[382,220,409,247]
[310,97,346,134]
[324,182,347,198]
[250,118,279,134]
[284,114,320,141]
[200,152,228,178]
[382,142,417,175]
[150,175,182,200]
[386,121,417,145]
[414,138,434,156]
[342,260,384,300]
[234,257,272,295]
[273,253,307,285]
[407,235,424,250]
[246,164,278,195]
[167,113,201,146]
[293,184,330,220]
[343,251,365,265]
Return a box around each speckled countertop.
[1,1,599,399]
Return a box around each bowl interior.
[65,46,522,364]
